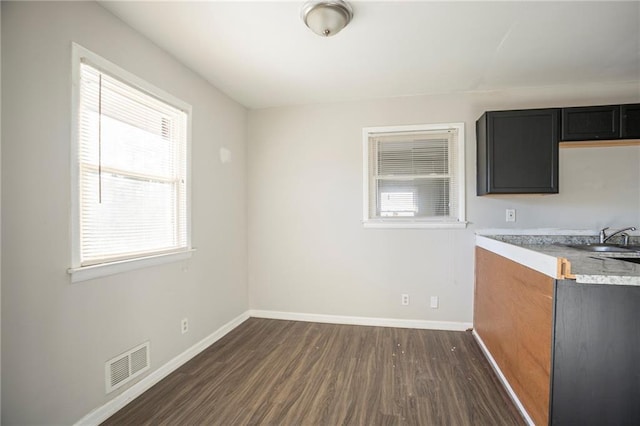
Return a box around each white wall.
[1,2,247,424]
[247,84,640,323]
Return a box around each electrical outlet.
[430,296,439,309]
[506,208,516,222]
[181,318,189,334]
[401,294,409,306]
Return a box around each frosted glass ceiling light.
[301,0,353,37]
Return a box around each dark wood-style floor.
[103,318,524,425]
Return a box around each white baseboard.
[249,309,472,331]
[75,311,251,426]
[472,330,534,426]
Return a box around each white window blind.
[363,124,466,228]
[77,60,188,266]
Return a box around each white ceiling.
[100,1,640,109]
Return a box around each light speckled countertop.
[479,234,640,286]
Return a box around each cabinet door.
[477,109,559,195]
[561,105,620,141]
[551,280,640,425]
[621,103,640,138]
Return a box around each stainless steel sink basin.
[565,244,636,253]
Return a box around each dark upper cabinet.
[561,105,620,141]
[621,104,640,138]
[477,109,560,195]
[562,103,640,141]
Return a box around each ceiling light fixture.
[301,0,353,37]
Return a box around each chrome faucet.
[599,226,637,244]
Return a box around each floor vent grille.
[105,342,150,393]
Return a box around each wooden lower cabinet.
[475,247,640,425]
[474,247,554,425]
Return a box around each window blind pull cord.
[98,74,103,204]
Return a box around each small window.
[363,123,466,228]
[70,44,192,281]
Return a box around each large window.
[363,123,466,228]
[70,44,192,281]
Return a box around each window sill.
[363,221,468,229]
[68,249,195,283]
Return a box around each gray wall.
[1,2,247,424]
[247,86,640,323]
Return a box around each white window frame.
[68,43,193,282]
[363,123,467,229]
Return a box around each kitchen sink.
[565,244,637,253]
[611,257,640,265]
